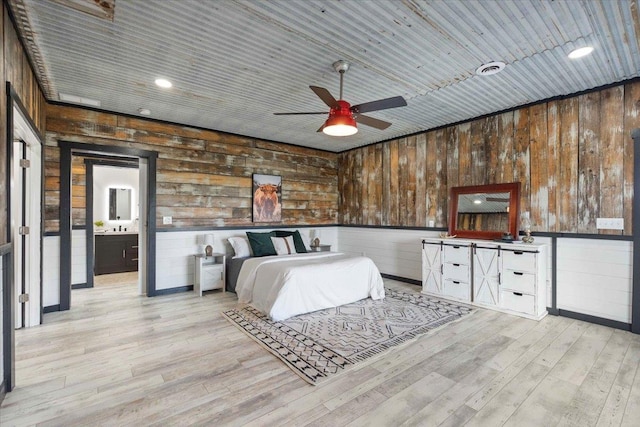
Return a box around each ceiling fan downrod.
[332,60,350,100]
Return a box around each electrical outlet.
[596,218,624,230]
[163,216,172,225]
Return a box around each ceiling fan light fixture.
[323,100,358,136]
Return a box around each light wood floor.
[1,279,639,426]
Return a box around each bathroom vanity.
[94,232,139,275]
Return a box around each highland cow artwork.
[252,174,282,222]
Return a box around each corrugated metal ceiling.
[9,0,640,152]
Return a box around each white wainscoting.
[557,238,632,324]
[156,227,338,291]
[44,227,338,303]
[337,227,443,282]
[43,236,60,307]
[72,230,87,285]
[337,228,632,325]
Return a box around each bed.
[234,252,385,321]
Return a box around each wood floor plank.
[1,277,637,427]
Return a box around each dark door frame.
[83,157,139,289]
[3,82,44,393]
[59,141,158,311]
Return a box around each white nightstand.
[309,244,331,252]
[194,253,226,296]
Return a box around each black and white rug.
[222,288,474,385]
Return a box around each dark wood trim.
[59,146,72,311]
[85,160,94,289]
[558,309,631,332]
[449,182,521,241]
[153,285,193,296]
[6,84,43,142]
[58,141,157,307]
[340,224,633,240]
[632,128,640,334]
[71,283,90,289]
[381,273,421,287]
[42,305,61,314]
[1,250,14,393]
[146,154,157,296]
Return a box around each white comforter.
[235,252,385,321]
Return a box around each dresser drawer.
[500,290,535,315]
[501,270,536,294]
[443,244,470,264]
[201,264,224,291]
[443,279,471,301]
[502,250,537,273]
[443,262,469,282]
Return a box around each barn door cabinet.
[422,238,547,320]
[421,239,472,303]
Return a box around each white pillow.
[271,235,296,255]
[228,236,252,258]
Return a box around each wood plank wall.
[339,81,640,236]
[0,6,47,244]
[44,106,339,232]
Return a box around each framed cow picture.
[252,174,282,222]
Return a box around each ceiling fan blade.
[351,96,407,114]
[310,86,338,108]
[354,114,392,130]
[273,112,328,115]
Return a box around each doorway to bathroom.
[58,141,158,311]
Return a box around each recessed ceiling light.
[568,46,594,59]
[474,200,482,204]
[475,61,506,76]
[138,108,151,116]
[155,78,172,88]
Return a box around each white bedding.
[235,252,385,321]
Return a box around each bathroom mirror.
[449,182,520,240]
[109,188,132,221]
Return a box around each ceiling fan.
[274,60,407,136]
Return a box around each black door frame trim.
[84,158,139,288]
[59,141,157,311]
[3,83,44,394]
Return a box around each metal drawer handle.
[514,251,524,255]
[513,292,523,296]
[453,280,460,284]
[131,245,139,249]
[513,271,524,276]
[122,249,125,258]
[453,263,460,267]
[132,258,138,261]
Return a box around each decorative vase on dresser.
[422,237,547,320]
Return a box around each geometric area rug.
[222,288,474,385]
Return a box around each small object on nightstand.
[194,253,226,296]
[309,244,331,252]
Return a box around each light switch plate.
[163,216,172,225]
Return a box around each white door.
[12,106,42,328]
[421,243,442,294]
[473,247,500,306]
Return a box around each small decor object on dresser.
[252,174,282,222]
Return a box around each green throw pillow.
[246,231,277,257]
[274,230,308,253]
